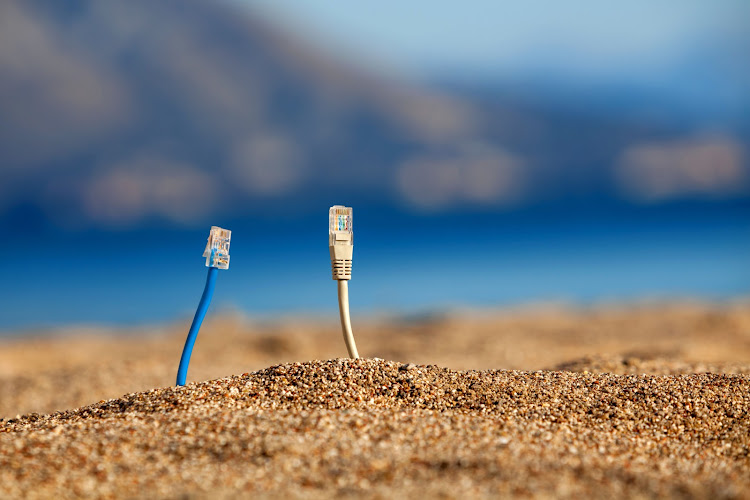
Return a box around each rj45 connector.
[203,226,231,270]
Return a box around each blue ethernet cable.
[176,227,231,387]
[176,265,218,386]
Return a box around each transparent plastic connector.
[329,205,353,246]
[203,226,231,269]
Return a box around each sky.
[240,0,748,82]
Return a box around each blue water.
[1,202,748,332]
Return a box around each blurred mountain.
[0,0,748,233]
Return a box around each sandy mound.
[2,358,749,499]
[2,302,750,419]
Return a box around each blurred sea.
[2,200,747,332]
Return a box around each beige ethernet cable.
[329,205,360,358]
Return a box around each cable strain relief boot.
[329,244,353,280]
[331,258,352,280]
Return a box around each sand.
[1,302,749,498]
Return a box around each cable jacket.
[176,266,218,386]
[337,279,360,358]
